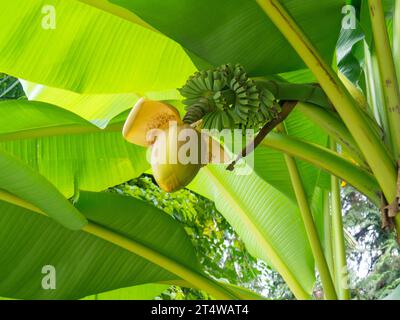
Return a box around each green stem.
[256,0,397,203]
[369,0,400,159]
[261,132,381,205]
[296,103,368,169]
[323,190,335,278]
[338,72,369,111]
[258,79,371,169]
[364,42,400,237]
[258,80,369,167]
[330,142,350,300]
[395,0,400,81]
[256,80,332,108]
[0,190,238,300]
[279,125,337,300]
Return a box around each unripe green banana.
[180,64,280,131]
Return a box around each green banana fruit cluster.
[180,64,281,130]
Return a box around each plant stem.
[278,125,337,300]
[330,141,350,300]
[227,101,297,171]
[258,77,373,169]
[0,189,238,300]
[256,0,397,203]
[256,80,332,108]
[261,133,381,205]
[369,0,400,159]
[323,190,335,278]
[259,81,370,167]
[395,0,400,81]
[297,103,368,169]
[338,72,369,111]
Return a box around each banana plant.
[0,0,398,300]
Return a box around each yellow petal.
[122,98,182,147]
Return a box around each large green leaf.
[0,100,149,198]
[188,166,315,299]
[0,148,87,230]
[20,81,139,129]
[105,0,344,75]
[0,0,195,93]
[0,191,260,300]
[0,100,98,140]
[83,283,169,300]
[20,81,182,129]
[0,192,197,299]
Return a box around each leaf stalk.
[279,124,337,300]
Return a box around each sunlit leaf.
[0,192,197,299]
[0,100,148,197]
[0,0,196,93]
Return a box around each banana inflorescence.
[122,98,229,193]
[122,64,282,193]
[180,64,281,131]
